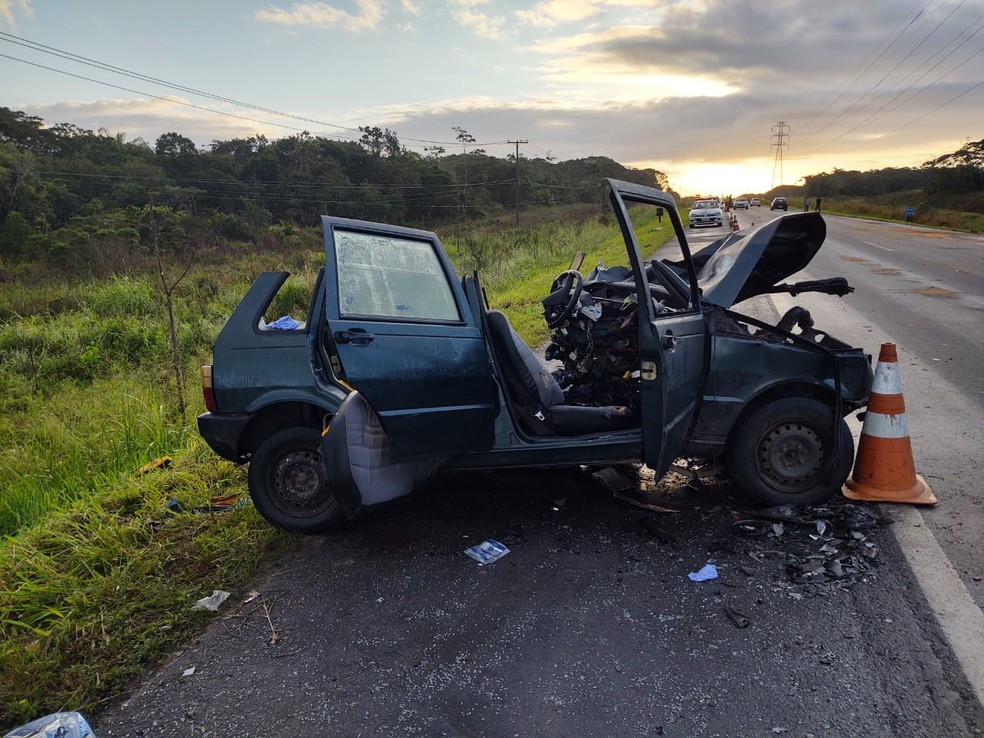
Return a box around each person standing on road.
[815,197,822,212]
[656,206,664,223]
[804,196,811,212]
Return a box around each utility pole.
[508,139,527,226]
[771,121,789,189]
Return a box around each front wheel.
[724,396,854,506]
[248,426,345,533]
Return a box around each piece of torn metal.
[724,606,750,628]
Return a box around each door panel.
[321,217,498,459]
[640,311,707,477]
[607,180,707,476]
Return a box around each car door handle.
[334,329,374,345]
[662,334,678,350]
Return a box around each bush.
[87,276,158,318]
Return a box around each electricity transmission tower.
[771,121,789,189]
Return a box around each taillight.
[201,365,218,413]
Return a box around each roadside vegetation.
[820,190,984,232]
[0,105,977,729]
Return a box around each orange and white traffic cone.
[842,343,936,504]
[731,215,740,232]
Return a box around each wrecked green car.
[198,179,872,533]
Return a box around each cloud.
[254,0,385,31]
[21,97,294,147]
[516,0,600,29]
[0,0,32,28]
[448,0,509,40]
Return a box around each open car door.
[320,216,498,461]
[608,179,708,478]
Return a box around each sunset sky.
[2,0,981,195]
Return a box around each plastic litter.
[463,539,510,565]
[192,590,231,611]
[687,563,718,582]
[3,712,96,738]
[266,315,300,330]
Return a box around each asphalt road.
[93,210,984,738]
[95,468,984,737]
[762,211,984,607]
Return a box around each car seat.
[485,310,636,436]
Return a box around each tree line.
[801,138,983,198]
[0,107,667,269]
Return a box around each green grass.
[0,203,677,730]
[821,191,984,233]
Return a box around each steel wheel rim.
[755,420,824,493]
[271,448,332,517]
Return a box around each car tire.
[248,426,345,533]
[724,396,854,507]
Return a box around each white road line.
[862,240,895,252]
[770,290,984,706]
[891,505,984,706]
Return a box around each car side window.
[334,229,461,322]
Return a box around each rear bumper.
[197,412,251,463]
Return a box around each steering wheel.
[542,269,584,328]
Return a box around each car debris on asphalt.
[731,499,890,593]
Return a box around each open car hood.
[661,212,826,308]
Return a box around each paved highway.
[750,208,984,605]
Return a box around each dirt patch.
[872,267,901,275]
[891,286,960,298]
[841,255,868,263]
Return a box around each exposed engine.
[543,262,650,412]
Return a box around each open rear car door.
[608,179,708,478]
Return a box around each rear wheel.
[725,396,853,506]
[248,426,345,533]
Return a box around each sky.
[1,0,982,196]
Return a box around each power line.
[0,32,511,150]
[811,41,984,153]
[804,0,940,138]
[37,169,517,190]
[805,0,927,126]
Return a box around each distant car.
[750,198,761,207]
[734,197,749,209]
[771,197,788,211]
[688,198,724,228]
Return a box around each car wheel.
[724,396,853,506]
[248,426,345,533]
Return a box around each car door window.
[334,229,460,322]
